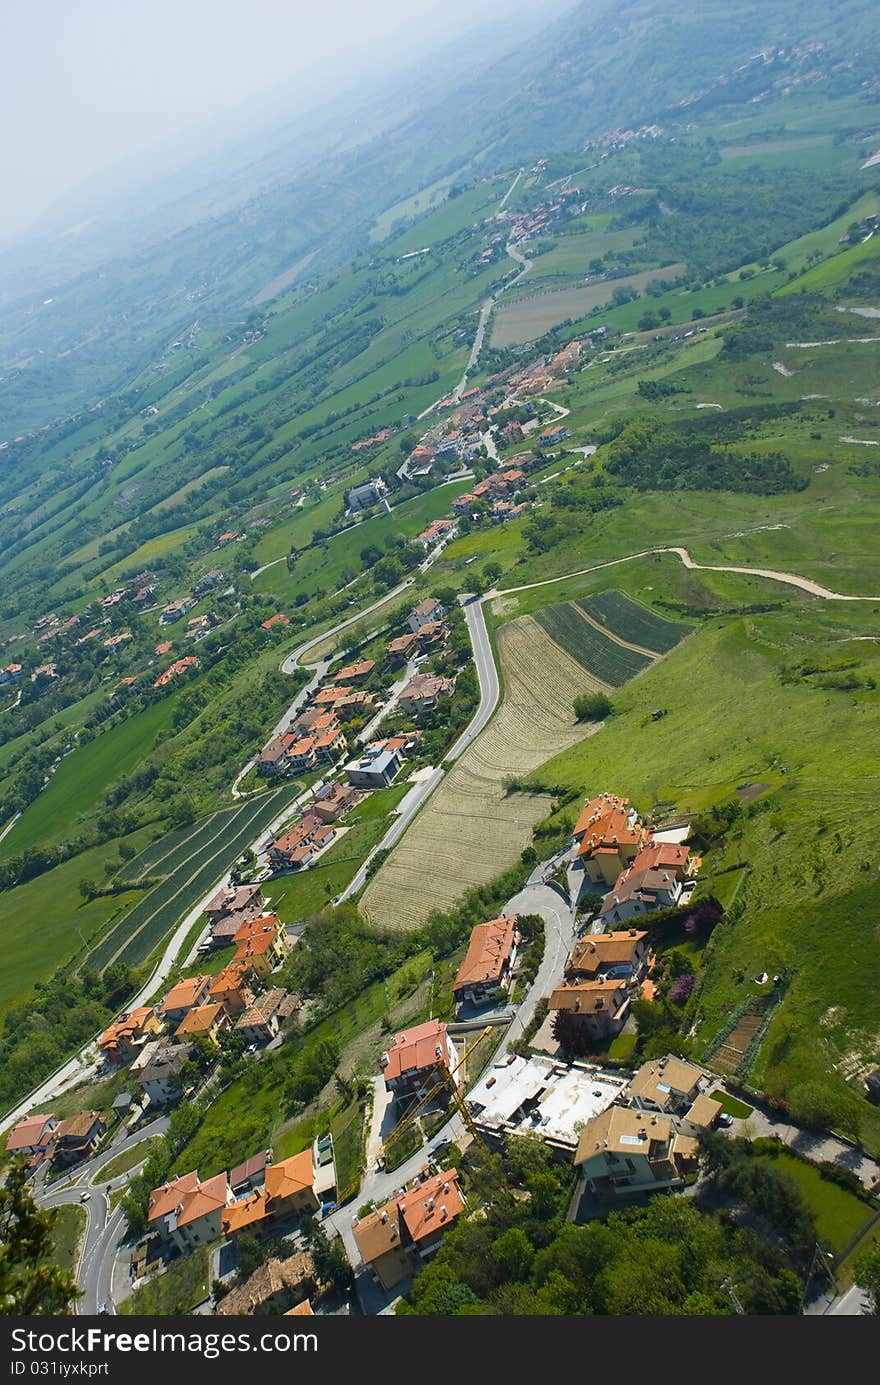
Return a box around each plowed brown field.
[360,614,605,930]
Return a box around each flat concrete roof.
[466,1054,626,1149]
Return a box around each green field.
[98,1138,160,1183]
[48,1204,86,1279]
[0,698,179,860]
[87,783,305,974]
[118,1245,211,1316]
[252,481,472,604]
[534,602,654,685]
[529,585,880,1152]
[577,590,693,654]
[0,831,154,1018]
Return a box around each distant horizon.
[0,0,569,244]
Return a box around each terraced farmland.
[360,614,604,930]
[576,590,692,654]
[534,603,653,686]
[85,783,304,974]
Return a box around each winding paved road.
[337,595,500,902]
[38,1117,169,1314]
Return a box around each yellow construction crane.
[380,1025,494,1167]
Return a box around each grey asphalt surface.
[38,1115,169,1314]
[446,597,499,760]
[326,864,576,1311]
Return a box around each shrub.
[573,692,613,722]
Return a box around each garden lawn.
[712,1091,754,1120]
[98,1138,161,1183]
[49,1204,86,1278]
[760,1149,874,1253]
[119,1245,211,1315]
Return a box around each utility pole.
[721,1276,745,1315]
[800,1243,836,1314]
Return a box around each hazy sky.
[0,0,535,239]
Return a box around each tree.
[301,1217,353,1292]
[484,561,503,586]
[0,1158,81,1314]
[855,1243,880,1314]
[573,692,612,722]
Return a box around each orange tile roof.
[232,913,281,945]
[222,1187,270,1234]
[574,793,642,859]
[209,962,251,999]
[148,1170,200,1221]
[382,1019,450,1082]
[148,1170,229,1228]
[453,915,517,992]
[549,977,628,1014]
[387,633,418,653]
[234,929,281,961]
[334,660,375,681]
[567,930,648,975]
[631,842,692,875]
[161,975,210,1013]
[314,685,352,703]
[174,1002,227,1037]
[265,1150,315,1202]
[6,1114,55,1152]
[399,1168,464,1243]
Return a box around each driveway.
[724,1099,880,1189]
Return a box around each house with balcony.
[174,1002,230,1047]
[380,1020,458,1106]
[353,1168,465,1292]
[159,975,212,1027]
[148,1170,233,1253]
[452,915,519,1007]
[574,1106,700,1198]
[407,598,445,634]
[564,929,650,985]
[548,977,630,1040]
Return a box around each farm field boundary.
[85,784,303,974]
[490,263,686,346]
[576,590,693,654]
[534,602,653,685]
[360,614,602,930]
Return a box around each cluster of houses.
[4,571,164,694]
[497,184,583,243]
[147,1143,332,1257]
[83,889,297,1114]
[572,792,700,916]
[467,1048,724,1198]
[153,654,199,688]
[256,596,455,872]
[451,464,531,522]
[4,1110,107,1171]
[540,793,701,1042]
